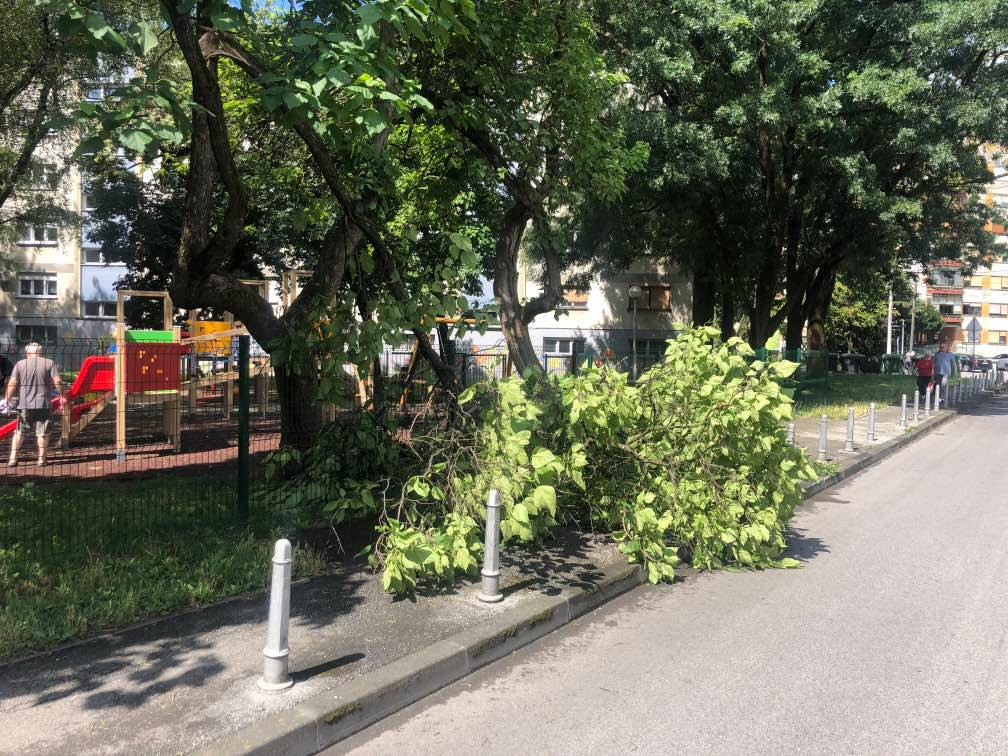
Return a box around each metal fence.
[2,337,649,559]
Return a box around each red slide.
[0,356,115,440]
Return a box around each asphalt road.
[336,396,1008,755]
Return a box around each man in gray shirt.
[5,343,67,467]
[933,341,957,405]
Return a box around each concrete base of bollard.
[258,677,295,692]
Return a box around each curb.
[202,561,645,756]
[204,390,998,755]
[801,389,996,498]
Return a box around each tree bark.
[719,286,736,341]
[806,269,838,351]
[784,303,806,351]
[493,202,540,374]
[273,363,320,450]
[691,260,716,327]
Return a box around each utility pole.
[886,284,894,355]
[909,287,917,352]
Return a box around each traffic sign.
[964,316,982,342]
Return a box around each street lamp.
[629,285,643,382]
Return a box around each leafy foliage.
[268,327,816,593]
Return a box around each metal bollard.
[934,384,941,412]
[818,414,828,462]
[786,422,795,446]
[844,407,855,452]
[259,539,294,691]
[867,402,877,441]
[913,390,920,422]
[900,394,907,428]
[925,385,932,417]
[478,490,504,603]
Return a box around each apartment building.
[461,262,693,365]
[1,87,125,344]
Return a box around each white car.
[994,353,1008,371]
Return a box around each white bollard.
[867,402,877,441]
[478,490,504,603]
[259,539,294,691]
[900,394,907,428]
[925,385,932,417]
[844,407,855,452]
[818,415,828,462]
[913,390,920,422]
[786,422,795,445]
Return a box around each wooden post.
[257,362,269,417]
[115,321,126,462]
[60,401,70,450]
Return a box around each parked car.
[993,353,1008,371]
[959,353,992,372]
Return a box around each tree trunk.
[784,301,805,351]
[748,258,779,348]
[273,363,320,451]
[806,269,838,351]
[371,356,385,411]
[691,262,716,327]
[719,286,736,341]
[493,202,540,374]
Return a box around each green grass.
[793,373,941,419]
[0,527,325,658]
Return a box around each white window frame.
[30,162,59,190]
[542,337,586,355]
[18,225,58,245]
[17,272,58,299]
[15,325,57,344]
[82,301,117,319]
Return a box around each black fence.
[1,337,655,559]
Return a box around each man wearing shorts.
[5,342,66,467]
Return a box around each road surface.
[337,396,1008,755]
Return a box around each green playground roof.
[124,330,176,343]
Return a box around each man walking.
[933,341,956,406]
[4,343,66,467]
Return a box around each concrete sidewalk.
[1,378,998,756]
[0,532,624,755]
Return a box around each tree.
[587,0,1008,349]
[47,0,480,447]
[423,0,646,374]
[0,0,108,255]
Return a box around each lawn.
[0,527,324,658]
[792,372,950,419]
[0,475,325,658]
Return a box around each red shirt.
[916,355,934,377]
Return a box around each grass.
[0,527,325,659]
[0,474,328,658]
[793,373,942,419]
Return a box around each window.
[963,303,981,316]
[84,83,117,102]
[629,284,673,312]
[963,275,975,288]
[628,338,669,358]
[989,331,1008,345]
[17,273,58,299]
[992,276,1007,290]
[82,192,98,211]
[962,327,980,344]
[561,287,589,310]
[30,162,58,190]
[542,337,585,355]
[991,304,1008,318]
[994,194,1008,209]
[83,301,116,318]
[18,225,58,245]
[15,325,57,344]
[937,303,959,316]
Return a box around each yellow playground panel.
[189,319,234,356]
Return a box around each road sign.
[964,316,982,342]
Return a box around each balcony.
[928,286,963,296]
[941,314,963,324]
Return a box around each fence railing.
[3,337,660,559]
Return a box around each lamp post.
[629,285,643,382]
